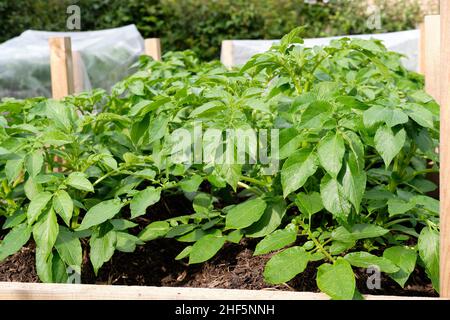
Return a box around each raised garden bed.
[1,6,450,300]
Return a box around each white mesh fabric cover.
[221,30,420,71]
[0,25,144,98]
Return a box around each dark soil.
[0,237,438,297]
[0,193,438,297]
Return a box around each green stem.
[237,181,264,196]
[240,176,268,188]
[384,218,412,228]
[300,222,335,263]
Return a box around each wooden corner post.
[221,40,234,69]
[423,15,441,103]
[49,37,75,99]
[440,0,450,299]
[144,38,162,61]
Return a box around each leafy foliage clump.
[0,28,440,299]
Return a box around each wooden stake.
[419,22,426,74]
[144,38,162,61]
[424,15,441,103]
[221,40,234,68]
[49,37,74,99]
[440,0,450,299]
[72,51,85,94]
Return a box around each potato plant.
[0,28,440,299]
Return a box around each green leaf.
[189,234,225,264]
[66,172,94,192]
[387,198,414,217]
[55,227,82,274]
[330,240,356,255]
[227,230,243,244]
[245,197,286,238]
[411,195,439,214]
[332,224,389,242]
[110,219,138,231]
[344,252,399,273]
[216,164,241,191]
[418,228,439,292]
[363,106,408,128]
[53,190,73,226]
[52,252,69,283]
[0,223,32,261]
[45,100,73,132]
[24,177,42,200]
[179,175,203,193]
[254,228,297,256]
[225,198,267,230]
[130,187,161,218]
[317,132,345,178]
[300,101,333,129]
[35,247,53,283]
[90,228,117,275]
[281,149,319,197]
[190,101,226,118]
[25,150,44,177]
[2,210,27,229]
[27,191,53,224]
[320,174,352,220]
[192,193,214,214]
[374,126,406,167]
[279,127,303,159]
[405,103,435,128]
[263,246,309,284]
[116,232,144,253]
[166,224,196,238]
[5,158,23,184]
[33,208,59,257]
[78,199,123,230]
[383,246,417,287]
[129,80,145,96]
[175,246,192,260]
[342,154,366,213]
[138,221,170,241]
[148,115,170,144]
[316,258,355,300]
[295,192,323,218]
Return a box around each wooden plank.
[419,22,426,74]
[440,0,450,299]
[0,282,442,300]
[72,51,85,94]
[144,38,162,61]
[221,40,234,68]
[49,37,75,99]
[424,15,441,103]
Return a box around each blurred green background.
[0,0,438,61]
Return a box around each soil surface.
[0,194,438,297]
[0,238,438,297]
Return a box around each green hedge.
[0,0,427,60]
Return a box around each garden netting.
[0,25,144,99]
[222,30,420,71]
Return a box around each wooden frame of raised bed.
[0,1,449,300]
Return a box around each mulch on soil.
[0,237,438,297]
[0,194,438,297]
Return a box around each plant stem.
[240,176,268,187]
[299,222,335,263]
[384,218,412,228]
